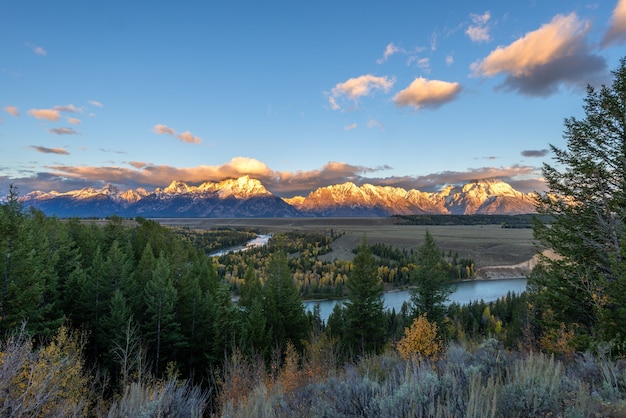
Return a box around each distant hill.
[18,176,537,218]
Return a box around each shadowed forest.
[1,60,626,417]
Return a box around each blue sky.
[1,1,625,197]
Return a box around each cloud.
[328,74,395,110]
[367,119,383,130]
[30,146,69,155]
[153,124,202,144]
[521,149,549,157]
[394,77,462,109]
[445,54,454,66]
[602,0,626,47]
[53,104,82,113]
[88,100,103,107]
[344,123,357,131]
[466,11,491,43]
[177,131,202,144]
[153,124,176,135]
[48,127,79,135]
[27,108,61,121]
[377,43,401,64]
[5,156,546,197]
[471,13,606,96]
[67,117,81,125]
[3,106,19,117]
[26,42,46,56]
[407,57,430,72]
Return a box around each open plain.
[157,217,537,270]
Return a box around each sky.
[1,0,626,197]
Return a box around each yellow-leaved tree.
[397,314,443,362]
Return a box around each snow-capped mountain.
[17,176,537,218]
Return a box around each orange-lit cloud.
[602,0,626,47]
[471,13,606,96]
[466,11,491,43]
[8,157,545,196]
[67,117,81,125]
[3,106,19,117]
[49,127,79,135]
[394,77,462,109]
[153,124,176,135]
[177,131,201,144]
[27,108,61,121]
[30,146,69,155]
[344,123,357,130]
[153,124,202,143]
[329,74,395,110]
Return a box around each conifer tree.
[343,238,385,356]
[531,58,626,350]
[262,248,308,351]
[410,231,454,327]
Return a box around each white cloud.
[26,42,47,56]
[377,42,401,64]
[88,100,104,107]
[394,77,462,110]
[367,119,383,130]
[328,74,395,110]
[466,11,491,43]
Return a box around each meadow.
[157,217,537,268]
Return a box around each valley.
[157,217,537,269]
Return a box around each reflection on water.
[305,278,528,322]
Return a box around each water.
[304,278,528,322]
[209,234,272,257]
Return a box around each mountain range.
[17,175,538,218]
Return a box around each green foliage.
[531,58,626,352]
[343,238,386,356]
[410,231,455,326]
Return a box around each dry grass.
[156,217,536,268]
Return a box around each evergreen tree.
[531,58,626,350]
[410,231,455,327]
[262,248,308,351]
[343,238,385,356]
[239,264,269,357]
[143,254,184,377]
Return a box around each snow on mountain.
[17,176,537,217]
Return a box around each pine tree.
[531,58,626,350]
[343,238,385,356]
[410,231,454,327]
[262,248,308,351]
[143,254,183,377]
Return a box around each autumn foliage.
[396,314,443,361]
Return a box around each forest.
[1,59,626,417]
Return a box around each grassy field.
[156,217,537,268]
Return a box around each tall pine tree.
[343,238,385,356]
[531,58,626,351]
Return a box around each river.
[304,278,528,322]
[209,234,272,257]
